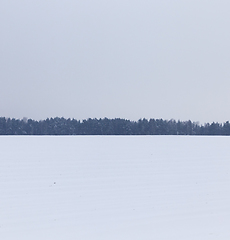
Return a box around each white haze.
[0,136,230,239]
[1,1,230,123]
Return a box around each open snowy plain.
[0,136,230,239]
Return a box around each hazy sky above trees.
[1,0,230,123]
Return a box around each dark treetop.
[0,117,230,135]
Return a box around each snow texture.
[0,136,230,239]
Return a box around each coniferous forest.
[0,117,230,135]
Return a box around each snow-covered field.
[0,136,230,240]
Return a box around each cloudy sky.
[1,0,230,123]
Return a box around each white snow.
[0,136,230,239]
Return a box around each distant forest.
[1,117,230,135]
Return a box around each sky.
[1,0,230,123]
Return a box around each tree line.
[1,117,230,135]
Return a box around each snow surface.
[0,136,230,240]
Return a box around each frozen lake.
[0,136,230,239]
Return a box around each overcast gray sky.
[1,0,230,123]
